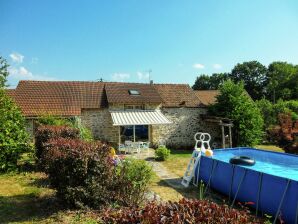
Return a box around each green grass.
[162,149,193,177]
[0,172,99,224]
[255,145,284,153]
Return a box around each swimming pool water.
[211,148,298,181]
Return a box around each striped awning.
[110,110,172,126]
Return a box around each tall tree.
[209,80,264,146]
[267,62,298,102]
[0,56,30,171]
[192,73,229,90]
[0,57,9,88]
[230,61,267,100]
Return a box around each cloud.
[193,63,205,69]
[8,66,58,81]
[10,52,24,63]
[137,71,150,80]
[213,64,222,69]
[111,73,130,82]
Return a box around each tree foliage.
[0,89,31,171]
[209,80,264,146]
[230,61,267,100]
[0,57,9,88]
[192,73,229,90]
[267,62,298,102]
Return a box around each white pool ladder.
[181,132,211,187]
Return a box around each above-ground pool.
[195,147,298,224]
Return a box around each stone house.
[6,80,222,149]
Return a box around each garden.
[1,56,296,223]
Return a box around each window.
[128,89,140,95]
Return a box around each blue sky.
[1,0,298,87]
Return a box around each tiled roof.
[8,81,215,117]
[105,82,162,104]
[194,90,219,106]
[153,84,201,108]
[5,89,16,98]
[11,81,106,116]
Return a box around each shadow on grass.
[0,194,62,224]
[155,177,227,204]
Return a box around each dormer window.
[128,89,140,95]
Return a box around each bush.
[0,89,31,172]
[37,114,73,126]
[37,115,93,141]
[113,158,153,206]
[209,80,264,146]
[44,138,114,208]
[102,198,263,224]
[155,146,171,161]
[35,125,80,164]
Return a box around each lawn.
[0,172,98,224]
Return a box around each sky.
[1,0,298,87]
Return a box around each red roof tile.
[194,90,219,106]
[154,84,201,108]
[11,81,106,116]
[105,82,162,104]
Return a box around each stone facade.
[80,105,221,149]
[81,108,119,144]
[151,107,221,149]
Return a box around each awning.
[110,110,172,126]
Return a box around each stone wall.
[151,107,221,149]
[80,106,222,149]
[81,108,119,145]
[25,119,35,140]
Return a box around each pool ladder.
[181,149,201,187]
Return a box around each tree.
[0,57,9,88]
[192,73,229,90]
[230,61,267,100]
[267,62,298,102]
[0,56,30,171]
[209,80,264,146]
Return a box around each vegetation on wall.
[208,80,264,146]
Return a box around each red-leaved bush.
[102,198,263,224]
[35,125,80,164]
[43,137,115,208]
[269,113,298,154]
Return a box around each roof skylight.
[128,89,140,95]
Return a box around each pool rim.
[203,147,298,182]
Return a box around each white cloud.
[111,73,130,82]
[213,64,222,69]
[10,52,24,63]
[193,63,205,69]
[137,71,150,80]
[8,66,58,81]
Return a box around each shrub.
[209,80,264,146]
[0,89,31,172]
[37,114,73,126]
[155,146,171,161]
[35,125,80,164]
[268,113,298,154]
[102,198,263,224]
[37,115,93,141]
[44,137,114,208]
[113,158,153,206]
